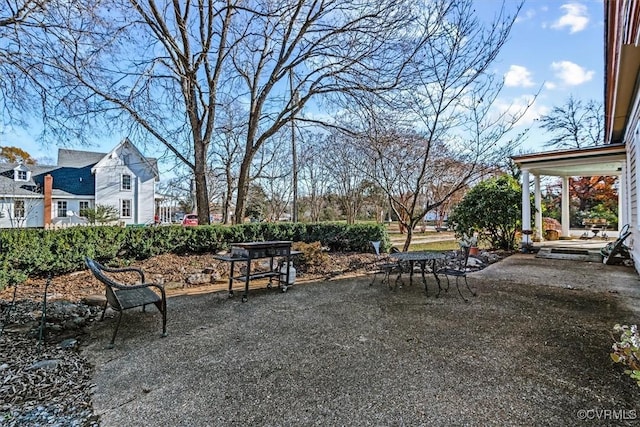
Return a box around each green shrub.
[611,324,640,387]
[448,175,526,250]
[0,222,388,289]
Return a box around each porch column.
[521,169,531,250]
[617,171,624,231]
[534,174,542,241]
[561,176,570,238]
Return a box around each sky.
[490,0,604,151]
[2,0,605,170]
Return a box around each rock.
[27,359,62,371]
[60,338,78,349]
[163,281,184,290]
[82,294,107,306]
[186,273,213,285]
[466,257,486,268]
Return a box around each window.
[79,201,90,215]
[121,174,132,191]
[16,170,27,181]
[121,199,132,218]
[57,201,68,217]
[14,200,25,218]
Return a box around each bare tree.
[209,101,245,223]
[538,96,604,149]
[0,0,48,121]
[346,0,530,251]
[13,0,238,225]
[225,0,440,223]
[256,138,293,222]
[9,0,441,225]
[320,132,369,224]
[297,133,330,222]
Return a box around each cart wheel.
[242,295,248,303]
[228,290,234,298]
[281,285,288,293]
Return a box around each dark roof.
[33,166,95,196]
[57,149,106,168]
[0,160,95,197]
[0,163,57,197]
[0,144,154,197]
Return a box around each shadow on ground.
[83,254,640,426]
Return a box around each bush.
[611,324,640,387]
[448,175,527,250]
[0,222,388,290]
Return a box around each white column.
[561,176,570,238]
[522,169,531,249]
[534,174,542,241]
[616,172,623,232]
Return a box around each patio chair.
[600,224,632,265]
[437,245,477,302]
[369,241,401,289]
[85,257,167,348]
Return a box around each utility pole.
[290,69,299,222]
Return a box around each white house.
[0,138,159,228]
[513,1,640,272]
[604,0,640,271]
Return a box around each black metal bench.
[85,257,167,348]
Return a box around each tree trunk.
[234,156,252,224]
[194,140,210,225]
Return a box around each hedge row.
[0,222,390,289]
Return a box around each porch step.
[535,247,603,263]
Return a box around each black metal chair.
[437,245,476,301]
[369,241,401,289]
[85,257,167,348]
[601,224,632,265]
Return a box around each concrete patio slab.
[83,253,640,426]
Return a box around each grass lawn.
[408,240,460,251]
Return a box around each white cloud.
[493,95,548,128]
[504,65,535,87]
[515,8,536,24]
[544,81,557,90]
[551,3,589,33]
[550,60,594,85]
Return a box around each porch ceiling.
[512,144,626,177]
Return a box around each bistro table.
[213,241,298,302]
[389,251,447,296]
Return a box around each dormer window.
[13,165,30,182]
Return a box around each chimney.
[44,174,53,226]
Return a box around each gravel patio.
[82,254,640,426]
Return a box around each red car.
[181,214,198,226]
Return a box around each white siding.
[0,198,44,228]
[627,101,640,271]
[93,146,156,225]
